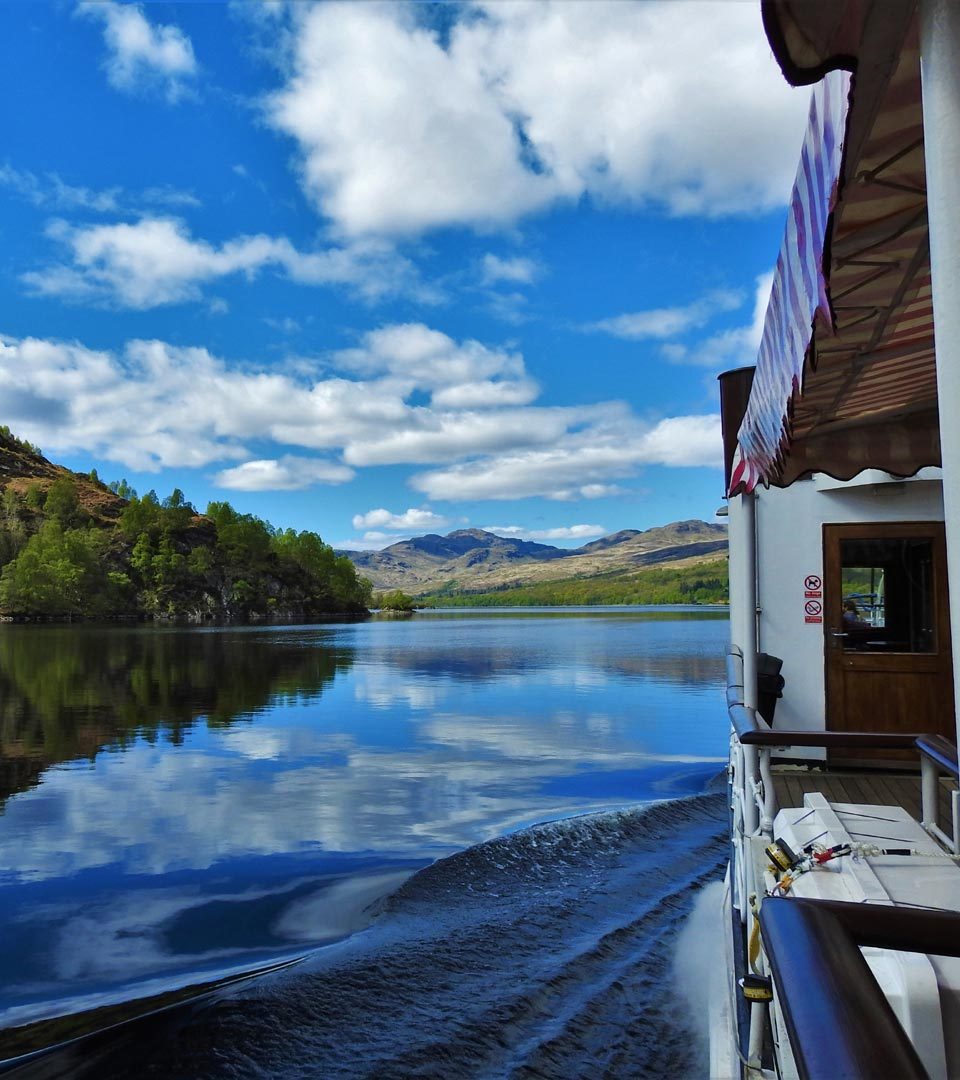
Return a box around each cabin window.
[839,537,935,653]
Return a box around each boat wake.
[12,792,727,1079]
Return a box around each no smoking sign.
[804,590,823,624]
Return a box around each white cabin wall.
[726,495,747,654]
[753,475,944,756]
[727,492,760,713]
[754,480,825,745]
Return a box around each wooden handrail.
[760,897,938,1080]
[727,644,925,750]
[728,702,920,749]
[917,733,960,778]
[798,897,960,955]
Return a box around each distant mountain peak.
[340,518,727,593]
[447,528,496,539]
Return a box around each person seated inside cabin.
[842,598,869,628]
[841,599,872,647]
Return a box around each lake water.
[0,608,729,1077]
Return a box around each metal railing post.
[921,753,939,831]
[759,748,776,834]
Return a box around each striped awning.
[729,70,850,494]
[729,2,939,494]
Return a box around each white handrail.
[727,645,776,841]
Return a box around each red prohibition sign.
[805,599,822,616]
[805,574,822,591]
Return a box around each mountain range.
[340,520,728,595]
[0,427,726,607]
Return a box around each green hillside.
[421,558,729,607]
[0,427,729,618]
[0,429,371,620]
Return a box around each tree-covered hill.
[0,428,371,620]
[421,558,729,607]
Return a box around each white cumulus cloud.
[663,272,774,368]
[584,289,744,341]
[351,507,450,531]
[412,413,722,501]
[0,327,720,496]
[22,217,429,308]
[483,524,606,542]
[335,323,538,408]
[265,1,808,237]
[429,379,539,409]
[342,407,582,468]
[268,3,551,237]
[579,484,623,499]
[337,323,521,386]
[0,165,200,216]
[213,457,354,492]
[636,414,723,466]
[481,254,539,286]
[78,1,198,103]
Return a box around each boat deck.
[771,767,958,827]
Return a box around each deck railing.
[725,646,960,1074]
[760,898,960,1080]
[724,645,953,910]
[918,733,960,852]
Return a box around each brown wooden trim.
[761,897,932,1080]
[744,730,920,750]
[822,518,951,659]
[917,734,960,778]
[808,898,960,955]
[823,520,955,761]
[718,367,755,493]
[729,702,920,749]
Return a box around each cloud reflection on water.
[0,613,727,1021]
[1,710,721,883]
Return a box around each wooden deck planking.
[872,772,922,820]
[838,773,873,807]
[780,775,804,808]
[939,780,958,825]
[771,769,957,830]
[773,770,921,814]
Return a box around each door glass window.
[839,538,935,652]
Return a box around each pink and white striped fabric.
[728,70,851,495]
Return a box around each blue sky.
[0,1,808,550]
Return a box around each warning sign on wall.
[803,573,823,621]
[804,597,823,624]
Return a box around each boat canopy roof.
[729,1,937,495]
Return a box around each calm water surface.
[0,607,727,1049]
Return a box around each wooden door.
[824,522,955,759]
